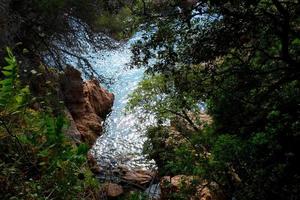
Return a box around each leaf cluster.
[129,0,300,199]
[0,49,101,199]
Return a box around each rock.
[145,183,161,200]
[123,170,154,185]
[118,167,156,186]
[87,152,103,174]
[83,80,114,118]
[195,186,213,200]
[106,183,124,197]
[60,66,114,146]
[160,175,193,195]
[64,109,81,143]
[194,181,225,200]
[160,175,224,200]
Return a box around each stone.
[123,170,154,185]
[60,66,114,146]
[160,175,225,200]
[64,109,82,143]
[194,181,225,200]
[118,167,156,186]
[106,183,124,197]
[87,152,103,174]
[160,175,193,194]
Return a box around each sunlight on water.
[90,35,156,170]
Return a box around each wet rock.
[106,183,124,197]
[60,66,114,146]
[145,183,161,200]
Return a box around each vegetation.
[0,1,146,199]
[1,0,300,199]
[129,0,300,199]
[0,48,102,199]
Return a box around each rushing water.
[89,35,156,171]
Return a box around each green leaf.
[15,95,23,104]
[4,57,13,65]
[3,65,14,70]
[22,48,30,54]
[17,135,29,144]
[6,47,13,58]
[2,70,12,76]
[292,38,300,46]
[0,78,13,86]
[56,160,63,168]
[77,144,89,155]
[37,149,49,157]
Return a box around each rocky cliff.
[60,66,114,146]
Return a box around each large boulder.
[60,66,114,146]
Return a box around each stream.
[61,26,160,197]
[89,34,156,171]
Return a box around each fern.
[0,49,101,199]
[0,47,29,114]
[0,48,16,106]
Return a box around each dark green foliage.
[125,191,149,200]
[129,0,300,199]
[0,49,100,199]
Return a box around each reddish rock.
[121,168,155,185]
[160,175,193,196]
[194,181,225,200]
[105,183,124,197]
[61,66,114,146]
[160,175,224,200]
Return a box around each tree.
[129,0,300,199]
[0,0,139,82]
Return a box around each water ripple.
[90,35,156,171]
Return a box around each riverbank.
[60,66,158,198]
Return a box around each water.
[89,34,156,171]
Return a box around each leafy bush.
[0,48,100,199]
